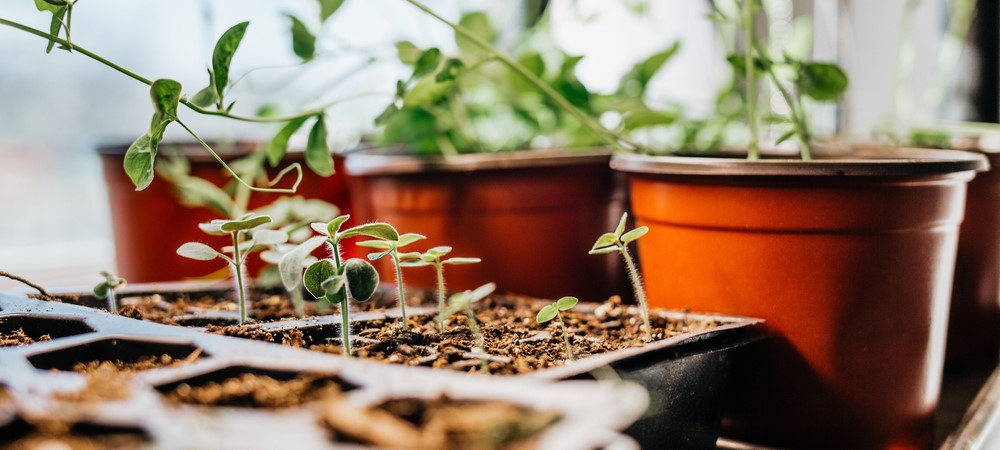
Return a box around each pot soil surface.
[0,329,50,347]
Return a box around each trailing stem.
[556,312,574,361]
[620,244,651,341]
[0,271,55,301]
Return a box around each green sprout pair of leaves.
[590,213,652,342]
[177,214,288,324]
[357,232,427,331]
[438,282,496,374]
[93,271,126,313]
[400,246,481,331]
[536,296,579,361]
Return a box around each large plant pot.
[99,142,351,283]
[344,148,627,300]
[947,149,1000,368]
[611,149,988,450]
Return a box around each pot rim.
[344,147,611,175]
[611,148,990,177]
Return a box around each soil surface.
[0,432,148,450]
[53,350,203,403]
[326,395,559,450]
[162,373,347,408]
[0,329,50,347]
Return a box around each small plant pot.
[344,148,628,300]
[0,293,648,450]
[98,141,352,283]
[612,148,988,449]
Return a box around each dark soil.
[0,432,148,450]
[162,373,346,408]
[70,349,202,376]
[0,329,50,347]
[326,395,559,450]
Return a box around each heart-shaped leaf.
[621,226,649,244]
[556,296,579,311]
[177,242,221,261]
[304,259,337,299]
[344,258,379,301]
[221,215,272,232]
[536,304,558,323]
[212,22,249,100]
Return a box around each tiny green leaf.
[396,233,426,247]
[306,117,334,176]
[339,223,399,242]
[221,215,272,232]
[304,259,337,298]
[252,229,288,246]
[177,242,222,261]
[45,7,66,54]
[150,79,182,126]
[412,48,442,80]
[198,221,227,235]
[375,103,399,126]
[620,226,649,244]
[402,77,453,108]
[455,11,498,54]
[435,58,465,83]
[395,41,421,65]
[613,213,628,237]
[400,259,432,268]
[267,117,309,167]
[190,84,219,108]
[320,274,346,296]
[326,215,351,236]
[310,222,331,236]
[799,62,848,101]
[468,282,496,303]
[443,257,481,265]
[774,129,796,146]
[419,254,437,263]
[357,240,394,250]
[287,14,316,61]
[278,235,327,290]
[556,296,579,311]
[592,232,618,250]
[398,251,422,260]
[93,283,109,298]
[344,258,379,301]
[427,246,452,257]
[588,246,620,255]
[536,304,558,323]
[212,22,249,99]
[366,248,394,261]
[318,0,345,21]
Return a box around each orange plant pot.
[99,142,352,283]
[612,149,987,450]
[345,149,627,300]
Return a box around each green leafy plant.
[589,213,651,341]
[176,214,288,325]
[535,296,579,361]
[357,232,427,331]
[92,271,126,313]
[438,282,497,373]
[399,246,481,331]
[278,215,399,355]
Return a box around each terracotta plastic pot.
[612,149,988,450]
[99,142,351,283]
[344,148,627,300]
[947,149,1000,368]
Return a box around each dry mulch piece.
[326,396,559,450]
[163,373,346,408]
[0,329,50,348]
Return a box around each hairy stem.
[231,233,248,325]
[341,300,351,356]
[392,250,409,330]
[620,244,651,341]
[557,312,574,361]
[436,263,446,332]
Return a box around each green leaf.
[367,248,394,261]
[419,254,437,263]
[318,0,345,21]
[395,233,426,247]
[518,53,545,78]
[168,174,235,217]
[456,12,498,54]
[556,296,579,311]
[220,214,272,232]
[320,274,346,296]
[267,117,309,167]
[310,222,331,236]
[402,77,454,108]
[339,223,399,242]
[427,246,452,257]
[287,14,316,61]
[412,48,442,80]
[357,240,393,250]
[212,22,249,100]
[726,53,770,76]
[613,213,628,237]
[326,215,350,236]
[400,260,431,268]
[620,226,649,244]
[774,129,796,146]
[150,79,182,126]
[344,258,379,301]
[468,282,496,303]
[435,58,465,83]
[35,0,64,12]
[93,282,109,299]
[252,229,288,246]
[395,41,421,65]
[593,232,618,250]
[621,42,680,94]
[799,62,848,101]
[398,251,422,261]
[536,304,558,323]
[257,104,281,117]
[177,242,221,261]
[306,118,334,176]
[198,221,227,235]
[304,259,337,299]
[190,84,218,108]
[588,246,620,255]
[123,132,156,191]
[375,103,399,126]
[279,235,327,290]
[443,257,481,265]
[45,7,66,54]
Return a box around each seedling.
[399,246,481,331]
[357,232,427,331]
[260,245,315,318]
[536,296,579,361]
[438,283,496,374]
[93,271,126,313]
[590,212,652,341]
[278,215,399,356]
[177,214,288,325]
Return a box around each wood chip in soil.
[326,395,559,450]
[163,373,346,408]
[0,329,50,347]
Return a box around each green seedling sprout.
[357,232,427,331]
[261,245,316,318]
[438,283,496,374]
[590,212,652,341]
[399,246,481,331]
[177,214,288,325]
[536,296,579,361]
[93,271,126,313]
[278,215,399,356]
